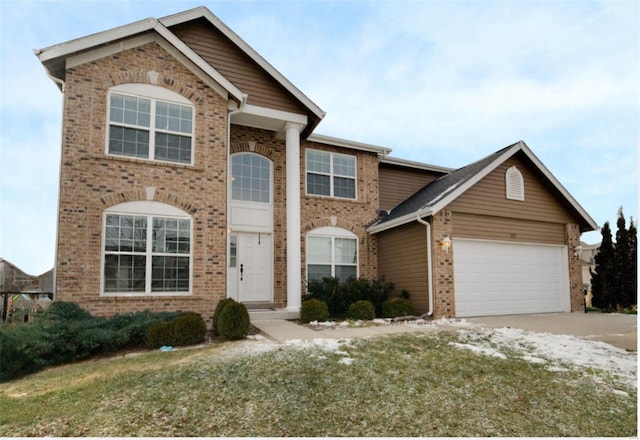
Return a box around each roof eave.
[308,133,391,156]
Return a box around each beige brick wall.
[431,210,456,318]
[56,42,381,318]
[56,42,228,324]
[566,223,585,312]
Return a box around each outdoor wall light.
[440,235,452,253]
[573,245,583,258]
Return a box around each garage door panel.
[454,239,569,317]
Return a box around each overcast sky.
[1,0,638,275]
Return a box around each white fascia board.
[35,18,157,62]
[308,133,392,156]
[160,7,326,121]
[367,209,432,234]
[239,104,308,126]
[517,143,599,230]
[382,156,454,173]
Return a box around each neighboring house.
[578,242,600,308]
[35,6,597,323]
[0,258,53,321]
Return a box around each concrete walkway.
[251,312,637,351]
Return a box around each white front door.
[228,232,272,303]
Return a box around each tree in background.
[591,222,616,311]
[591,208,637,311]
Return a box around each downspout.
[415,210,434,317]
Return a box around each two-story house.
[35,6,597,323]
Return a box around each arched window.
[307,226,358,283]
[231,153,272,203]
[102,201,192,295]
[106,84,194,164]
[505,166,525,201]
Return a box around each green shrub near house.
[216,301,250,340]
[212,298,237,336]
[305,277,396,318]
[382,297,416,318]
[347,300,376,321]
[300,299,330,323]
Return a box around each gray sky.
[1,0,638,275]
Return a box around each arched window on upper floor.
[106,84,194,165]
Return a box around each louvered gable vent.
[505,166,525,201]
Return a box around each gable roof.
[34,6,324,132]
[368,141,598,234]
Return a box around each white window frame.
[505,166,525,201]
[306,226,359,283]
[305,149,357,200]
[101,201,193,296]
[106,84,195,165]
[230,152,273,204]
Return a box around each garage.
[453,239,570,317]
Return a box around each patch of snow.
[338,357,355,366]
[449,342,507,359]
[339,321,350,327]
[247,334,266,341]
[283,338,351,353]
[372,318,391,325]
[521,355,546,364]
[456,327,637,389]
[612,389,629,397]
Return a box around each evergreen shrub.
[347,300,376,321]
[300,299,330,323]
[382,297,416,318]
[212,298,237,336]
[217,301,250,340]
[145,321,175,349]
[172,312,207,346]
[306,277,395,318]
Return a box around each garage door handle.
[240,264,243,281]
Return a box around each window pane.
[156,102,193,134]
[153,217,190,254]
[307,173,330,196]
[307,150,330,173]
[333,154,355,177]
[104,254,146,292]
[152,256,190,292]
[110,94,150,127]
[334,176,355,199]
[335,238,357,265]
[308,264,332,283]
[335,265,357,283]
[109,126,149,159]
[229,235,237,268]
[154,133,191,164]
[307,236,331,264]
[105,214,146,253]
[231,154,270,202]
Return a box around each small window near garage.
[505,166,525,201]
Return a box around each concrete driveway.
[466,312,637,351]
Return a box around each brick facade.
[430,210,456,318]
[566,223,585,312]
[55,42,380,319]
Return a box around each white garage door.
[453,239,570,317]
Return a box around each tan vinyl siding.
[377,221,430,314]
[448,153,575,225]
[170,19,308,115]
[379,164,442,211]
[453,212,567,244]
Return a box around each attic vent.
[505,166,524,201]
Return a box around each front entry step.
[248,309,300,320]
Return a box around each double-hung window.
[306,149,356,199]
[307,227,358,283]
[103,201,192,295]
[107,84,194,165]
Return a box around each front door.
[228,232,272,303]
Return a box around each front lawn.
[0,331,636,437]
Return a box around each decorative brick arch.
[105,70,206,105]
[230,142,280,161]
[94,188,200,215]
[302,218,359,234]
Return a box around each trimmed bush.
[212,298,237,336]
[347,300,376,321]
[172,312,207,346]
[300,299,330,323]
[217,301,250,340]
[145,321,175,349]
[306,277,395,318]
[382,297,416,318]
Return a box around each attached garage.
[453,239,570,317]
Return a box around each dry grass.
[0,332,636,437]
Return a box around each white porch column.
[285,122,304,312]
